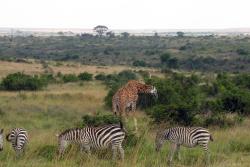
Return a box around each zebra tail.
[210,134,214,142]
[6,134,11,142]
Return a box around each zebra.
[0,129,3,152]
[57,121,126,160]
[155,127,213,166]
[6,128,28,156]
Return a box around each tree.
[160,52,171,63]
[93,25,108,37]
[106,31,115,38]
[177,31,184,37]
[121,32,130,38]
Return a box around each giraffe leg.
[131,102,138,133]
[168,143,177,166]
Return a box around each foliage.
[93,25,108,37]
[1,35,250,72]
[62,74,79,83]
[1,72,48,91]
[146,72,250,126]
[94,73,106,81]
[176,31,184,37]
[160,52,179,69]
[82,113,120,127]
[78,72,93,81]
[132,60,146,67]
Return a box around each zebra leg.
[176,144,181,161]
[83,144,91,155]
[118,145,124,161]
[168,143,177,166]
[205,146,210,166]
[58,140,68,157]
[111,145,117,161]
[200,144,210,166]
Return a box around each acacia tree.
[177,31,184,37]
[121,32,130,38]
[106,31,115,38]
[93,25,108,37]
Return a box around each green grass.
[0,81,250,166]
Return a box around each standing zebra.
[57,122,125,160]
[6,128,28,156]
[155,127,213,166]
[0,129,3,152]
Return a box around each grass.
[0,80,250,166]
[0,60,164,79]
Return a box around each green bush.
[62,74,79,83]
[1,72,48,91]
[82,113,120,127]
[78,72,93,81]
[132,60,146,67]
[95,73,106,81]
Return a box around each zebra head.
[0,129,3,151]
[155,129,168,152]
[150,86,158,99]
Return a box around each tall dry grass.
[0,81,250,166]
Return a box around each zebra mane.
[59,128,82,137]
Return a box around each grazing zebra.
[0,129,3,152]
[57,122,126,160]
[155,127,213,166]
[6,128,28,156]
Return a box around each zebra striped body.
[155,127,213,165]
[0,129,3,152]
[58,122,125,160]
[6,128,28,155]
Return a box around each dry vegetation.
[0,61,250,167]
[0,60,163,79]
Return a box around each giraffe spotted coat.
[112,80,157,117]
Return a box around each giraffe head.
[150,86,158,99]
[127,80,158,98]
[0,129,3,151]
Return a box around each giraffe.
[112,80,157,132]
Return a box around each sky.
[0,0,250,29]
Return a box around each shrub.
[236,48,249,55]
[95,73,106,81]
[78,72,93,81]
[132,60,146,67]
[1,72,47,91]
[82,113,120,127]
[62,74,79,83]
